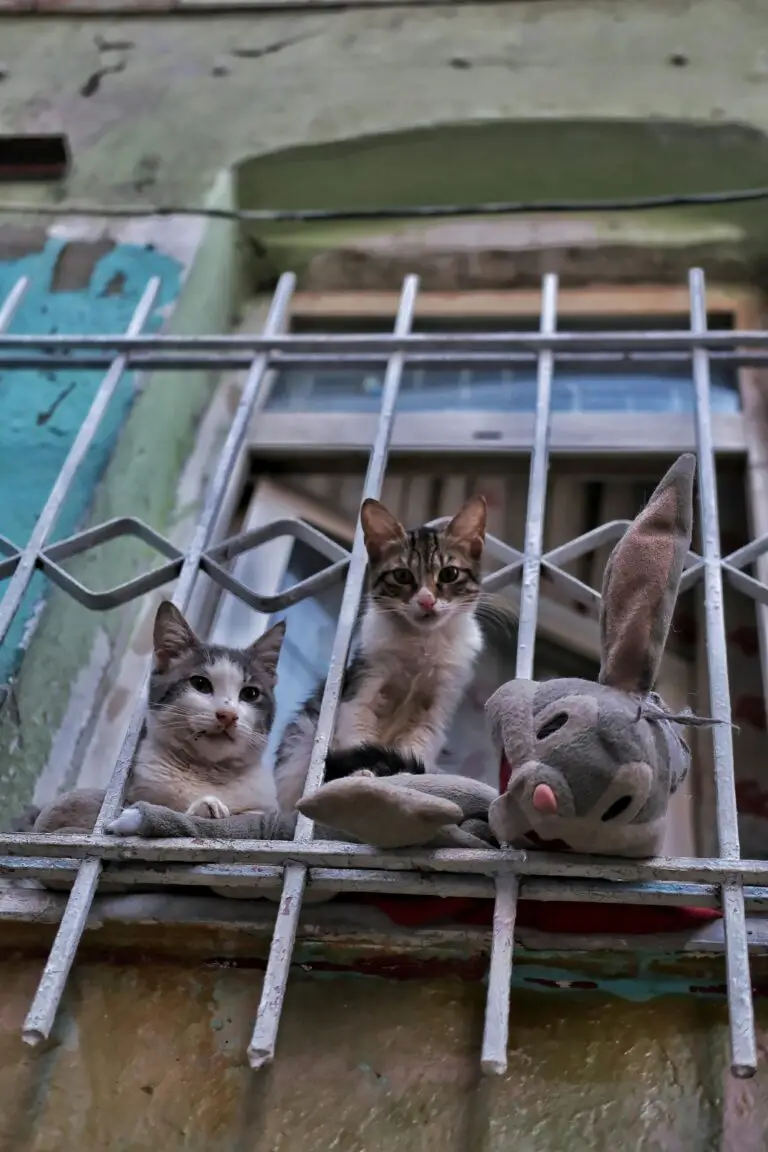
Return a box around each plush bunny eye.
[536,712,568,740]
[601,795,633,822]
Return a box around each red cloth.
[346,893,719,933]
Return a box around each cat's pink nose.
[416,589,436,613]
[532,783,558,815]
[216,708,238,729]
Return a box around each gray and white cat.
[15,601,284,835]
[273,495,488,812]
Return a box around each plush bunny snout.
[532,783,558,814]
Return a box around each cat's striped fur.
[273,496,489,812]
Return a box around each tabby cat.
[273,495,488,811]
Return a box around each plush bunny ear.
[599,453,696,694]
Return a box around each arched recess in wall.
[235,119,768,290]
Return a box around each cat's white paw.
[186,795,230,819]
[106,807,144,837]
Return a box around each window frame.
[2,272,767,1081]
[248,285,751,457]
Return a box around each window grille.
[1,268,767,1080]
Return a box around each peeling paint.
[0,235,182,684]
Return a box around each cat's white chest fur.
[274,608,484,811]
[334,611,482,763]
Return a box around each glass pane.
[267,363,739,415]
[266,312,741,415]
[265,538,343,761]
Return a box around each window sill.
[0,885,763,973]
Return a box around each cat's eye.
[438,565,459,584]
[390,568,415,586]
[239,685,261,704]
[189,675,213,695]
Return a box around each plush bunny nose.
[532,783,558,815]
[215,708,238,729]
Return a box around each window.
[0,135,70,182]
[269,312,741,416]
[1,273,767,1080]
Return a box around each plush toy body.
[487,453,698,857]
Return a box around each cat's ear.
[360,499,407,562]
[247,620,286,681]
[445,495,487,560]
[153,601,199,671]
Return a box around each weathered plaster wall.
[0,959,751,1151]
[1,0,768,285]
[0,0,765,207]
[0,230,182,682]
[0,190,240,818]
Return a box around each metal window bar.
[0,269,765,1080]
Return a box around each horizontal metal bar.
[1,529,763,621]
[0,350,765,372]
[5,832,768,884]
[0,330,767,354]
[9,855,768,912]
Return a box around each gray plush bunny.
[486,453,699,857]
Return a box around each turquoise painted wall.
[0,239,182,682]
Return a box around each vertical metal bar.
[247,275,420,1070]
[21,274,297,1047]
[689,268,756,1079]
[0,278,159,646]
[480,273,558,1075]
[0,276,28,331]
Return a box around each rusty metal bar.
[0,329,766,354]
